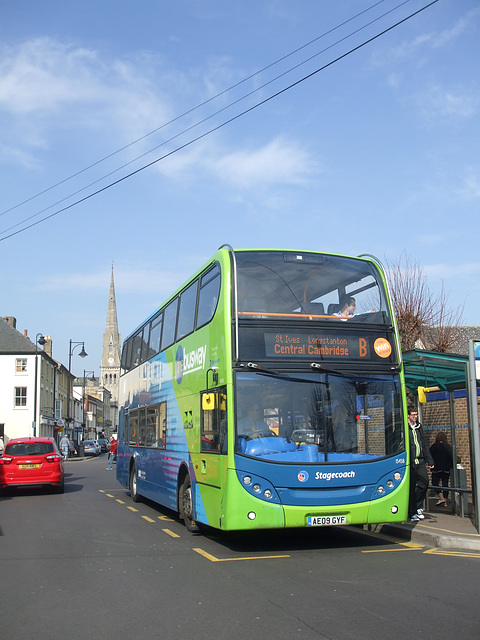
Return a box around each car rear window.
[6,442,54,456]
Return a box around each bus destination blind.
[264,331,393,361]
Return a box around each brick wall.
[421,395,480,492]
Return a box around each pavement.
[67,455,480,551]
[370,498,480,552]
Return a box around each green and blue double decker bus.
[116,246,409,531]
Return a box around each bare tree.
[385,253,464,352]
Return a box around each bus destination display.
[264,331,393,361]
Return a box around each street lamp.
[67,340,87,439]
[82,370,95,440]
[33,333,46,437]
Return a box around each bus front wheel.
[179,474,200,533]
[130,464,141,503]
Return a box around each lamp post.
[67,340,87,439]
[33,333,47,437]
[82,370,95,440]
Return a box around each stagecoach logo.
[298,470,309,482]
[175,344,208,384]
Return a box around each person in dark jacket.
[408,407,434,522]
[429,431,453,507]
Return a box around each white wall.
[0,354,36,441]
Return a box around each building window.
[16,358,27,373]
[14,387,27,407]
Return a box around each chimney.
[2,316,17,329]
[24,330,28,337]
[44,336,53,357]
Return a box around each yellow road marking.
[127,506,138,512]
[142,516,156,523]
[362,545,423,554]
[163,529,181,538]
[423,548,480,559]
[158,515,174,522]
[193,548,290,562]
[116,499,125,504]
[105,493,114,498]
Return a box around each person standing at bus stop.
[429,431,453,507]
[408,408,434,522]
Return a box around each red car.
[0,437,64,493]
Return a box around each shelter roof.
[403,349,468,393]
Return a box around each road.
[1,454,479,640]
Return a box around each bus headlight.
[394,472,401,481]
[252,484,261,493]
[248,512,256,520]
[377,485,385,494]
[243,476,252,485]
[264,489,272,499]
[387,480,394,488]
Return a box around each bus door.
[195,387,228,526]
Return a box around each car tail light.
[0,456,13,465]
[46,454,61,463]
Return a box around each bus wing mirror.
[202,393,215,410]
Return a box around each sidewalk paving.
[373,503,480,552]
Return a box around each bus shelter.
[402,349,479,530]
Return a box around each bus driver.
[238,403,274,438]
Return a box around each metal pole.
[448,390,459,514]
[33,348,38,437]
[67,340,87,441]
[33,334,45,437]
[467,340,480,532]
[82,371,86,441]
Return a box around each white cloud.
[0,37,319,195]
[459,171,480,199]
[0,38,173,163]
[416,84,478,120]
[210,137,320,188]
[424,262,480,280]
[387,8,480,61]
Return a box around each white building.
[0,317,58,443]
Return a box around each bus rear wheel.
[130,463,141,503]
[179,474,200,533]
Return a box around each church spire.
[101,265,121,431]
[106,265,119,341]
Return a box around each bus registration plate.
[307,515,346,527]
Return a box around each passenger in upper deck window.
[334,295,356,318]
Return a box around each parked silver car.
[83,440,101,456]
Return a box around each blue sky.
[0,0,479,374]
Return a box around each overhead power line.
[0,0,439,243]
[0,0,392,221]
[0,0,414,237]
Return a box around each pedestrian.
[59,434,70,461]
[429,431,453,507]
[408,407,434,522]
[107,435,117,470]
